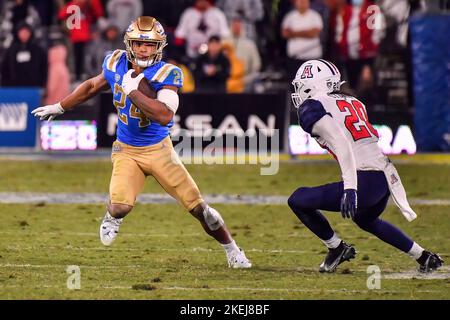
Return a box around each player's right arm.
[298,98,358,219]
[32,72,110,121]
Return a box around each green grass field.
[0,157,449,299]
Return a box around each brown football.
[131,71,157,99]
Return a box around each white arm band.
[312,115,358,190]
[157,89,179,114]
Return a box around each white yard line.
[1,263,448,277]
[0,192,450,206]
[0,230,447,243]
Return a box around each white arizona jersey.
[297,92,388,189]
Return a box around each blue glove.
[341,189,357,219]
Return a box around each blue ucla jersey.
[102,49,183,146]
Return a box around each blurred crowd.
[0,0,437,105]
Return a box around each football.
[131,71,157,99]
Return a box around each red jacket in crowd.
[58,0,104,43]
[335,0,384,60]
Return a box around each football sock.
[222,240,239,255]
[322,233,342,249]
[408,242,425,260]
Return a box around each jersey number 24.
[113,83,151,128]
[336,99,378,141]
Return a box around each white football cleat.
[227,249,252,269]
[99,212,123,246]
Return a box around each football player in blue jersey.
[32,16,251,268]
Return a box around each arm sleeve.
[312,115,358,190]
[297,99,329,134]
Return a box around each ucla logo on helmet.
[126,24,134,33]
[154,22,165,36]
[301,65,313,79]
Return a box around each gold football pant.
[109,136,204,211]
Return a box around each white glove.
[31,102,65,121]
[122,69,145,95]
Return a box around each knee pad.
[202,206,224,231]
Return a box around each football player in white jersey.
[287,59,443,273]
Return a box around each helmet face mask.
[124,16,167,68]
[291,80,312,108]
[291,59,343,108]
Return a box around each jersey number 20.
[336,99,378,141]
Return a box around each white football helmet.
[291,59,344,108]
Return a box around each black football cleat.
[417,251,444,273]
[319,241,357,273]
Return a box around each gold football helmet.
[124,16,167,68]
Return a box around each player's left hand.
[341,189,357,219]
[122,69,145,95]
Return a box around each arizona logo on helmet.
[300,65,313,79]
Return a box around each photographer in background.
[194,35,230,93]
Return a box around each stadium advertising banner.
[289,109,416,155]
[0,88,40,147]
[98,93,287,152]
[40,120,97,151]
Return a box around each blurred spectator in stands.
[194,35,230,93]
[106,0,142,34]
[323,0,346,62]
[0,0,42,62]
[175,0,230,59]
[84,23,123,78]
[335,0,385,90]
[142,0,192,32]
[1,22,47,87]
[216,0,264,42]
[379,0,410,49]
[281,0,323,81]
[58,0,104,81]
[226,15,261,92]
[222,41,244,93]
[45,43,70,104]
[167,57,195,93]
